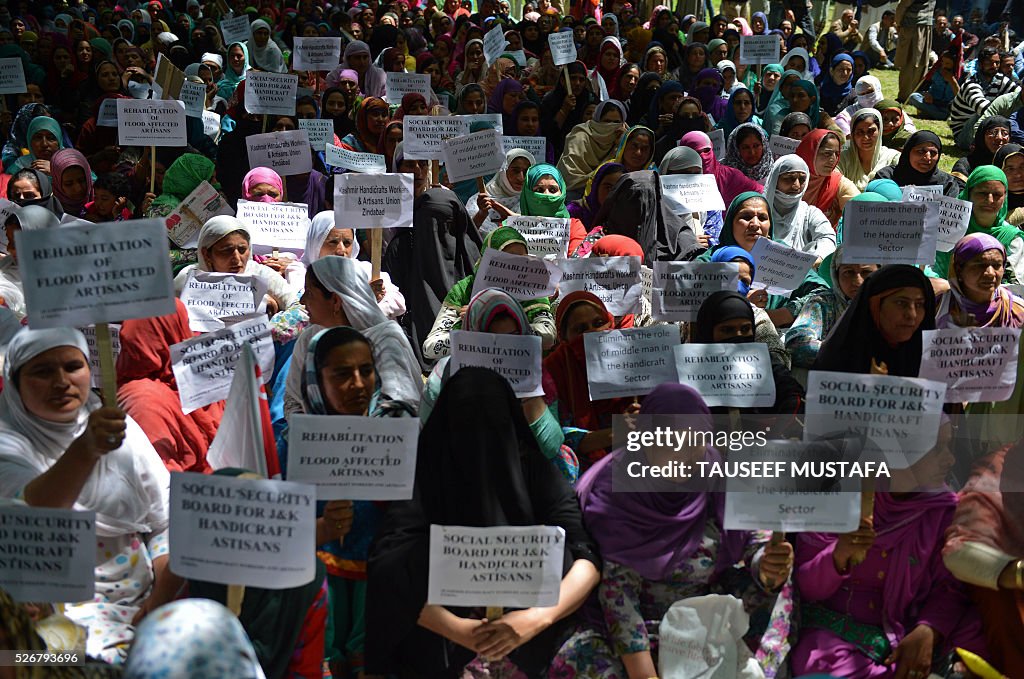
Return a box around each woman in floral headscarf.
[339,96,389,154]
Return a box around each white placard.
[169,472,316,589]
[334,172,415,229]
[584,325,679,400]
[508,49,527,66]
[659,174,726,213]
[245,129,313,176]
[804,371,946,468]
[180,272,268,332]
[170,316,274,413]
[460,113,504,133]
[673,343,776,407]
[385,71,432,103]
[502,135,548,161]
[559,256,644,316]
[548,31,578,65]
[220,15,252,45]
[180,80,207,118]
[842,201,938,266]
[298,119,335,149]
[484,24,509,65]
[244,71,298,116]
[749,237,817,296]
[652,261,740,321]
[919,327,1021,402]
[450,330,544,397]
[292,36,342,70]
[442,129,505,183]
[203,110,221,138]
[709,128,726,159]
[402,115,470,161]
[165,181,234,249]
[506,216,569,260]
[116,99,187,147]
[18,219,175,329]
[326,144,387,173]
[80,323,121,388]
[0,505,95,602]
[97,98,119,127]
[0,57,26,94]
[768,134,800,157]
[723,440,861,533]
[739,34,781,64]
[470,248,561,300]
[427,525,565,608]
[920,193,972,252]
[286,415,419,500]
[236,199,311,255]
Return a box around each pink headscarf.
[50,148,93,216]
[680,131,762,206]
[734,18,753,36]
[326,67,359,89]
[242,167,284,202]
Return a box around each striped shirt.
[950,72,1019,135]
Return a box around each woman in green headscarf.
[935,166,1024,284]
[9,115,65,173]
[145,153,222,220]
[422,225,557,361]
[216,41,249,100]
[519,162,590,256]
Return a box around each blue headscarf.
[818,53,853,114]
[751,11,769,34]
[716,88,759,140]
[710,245,756,295]
[647,80,685,129]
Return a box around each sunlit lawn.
[873,68,963,174]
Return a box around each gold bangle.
[1016,559,1023,590]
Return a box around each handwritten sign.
[244,71,298,116]
[769,134,800,156]
[470,248,560,300]
[842,201,938,266]
[165,181,234,249]
[0,505,95,602]
[298,118,335,149]
[385,71,432,104]
[116,99,187,146]
[170,316,274,413]
[180,272,268,332]
[18,219,174,328]
[659,174,726,213]
[919,327,1021,402]
[292,36,342,70]
[326,144,387,173]
[180,80,207,118]
[804,371,946,468]
[0,57,26,94]
[484,24,509,65]
[559,256,643,316]
[245,129,313,176]
[334,172,415,229]
[548,31,578,65]
[502,135,547,161]
[80,323,122,388]
[428,525,565,608]
[652,261,740,321]
[739,34,781,64]
[673,343,776,407]
[169,472,316,589]
[584,325,679,400]
[236,199,311,255]
[506,216,569,260]
[450,330,543,397]
[709,128,726,159]
[443,129,505,183]
[97,98,118,127]
[220,15,252,44]
[286,416,419,500]
[749,237,817,296]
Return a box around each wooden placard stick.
[485,605,502,621]
[563,65,572,92]
[94,322,118,407]
[149,146,157,194]
[226,584,245,616]
[849,477,876,567]
[370,229,382,280]
[262,114,269,134]
[476,176,487,194]
[431,159,441,187]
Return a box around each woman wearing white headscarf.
[302,211,406,319]
[834,75,884,136]
[285,256,422,415]
[327,40,386,97]
[780,47,814,80]
[172,216,298,314]
[248,19,286,73]
[0,328,175,663]
[837,108,900,191]
[762,154,836,260]
[465,147,536,232]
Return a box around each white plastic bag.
[658,594,766,679]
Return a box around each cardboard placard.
[334,173,415,229]
[427,525,565,608]
[402,116,471,160]
[749,237,817,296]
[501,135,547,162]
[17,219,175,329]
[235,199,311,255]
[220,15,252,45]
[659,174,727,213]
[154,53,185,100]
[842,201,939,266]
[116,99,187,147]
[919,327,1021,402]
[244,71,298,116]
[900,187,971,253]
[442,129,505,183]
[180,272,269,332]
[245,129,313,176]
[739,34,781,64]
[286,415,419,500]
[165,181,234,249]
[298,119,335,149]
[169,472,316,589]
[97,98,118,127]
[709,128,726,159]
[180,80,207,118]
[673,343,776,407]
[0,505,95,603]
[548,31,578,65]
[470,248,561,300]
[385,71,432,104]
[558,256,643,316]
[450,330,544,397]
[768,134,800,157]
[325,144,387,173]
[506,216,569,260]
[0,57,26,94]
[651,261,740,321]
[291,36,342,70]
[584,325,679,400]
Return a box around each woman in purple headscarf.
[692,67,728,121]
[487,78,525,132]
[566,161,624,229]
[551,383,794,678]
[680,130,763,206]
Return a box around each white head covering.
[201,52,224,69]
[307,256,422,404]
[156,31,177,46]
[197,216,250,271]
[837,107,899,190]
[780,47,813,81]
[853,75,884,110]
[303,211,360,266]
[763,154,810,246]
[0,328,170,536]
[248,19,287,73]
[484,148,536,198]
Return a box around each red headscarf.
[796,128,843,226]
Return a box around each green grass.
[873,69,964,174]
